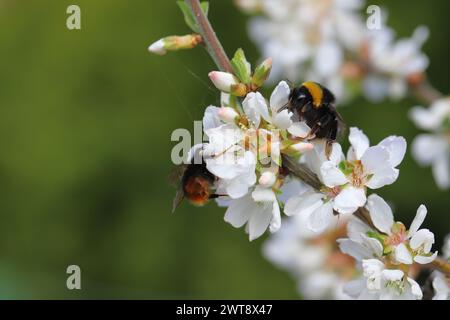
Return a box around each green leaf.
[231,48,252,84]
[177,1,209,33]
[200,2,209,16]
[177,1,199,32]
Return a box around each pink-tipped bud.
[148,39,166,55]
[258,171,277,187]
[209,71,240,92]
[291,142,314,153]
[218,107,239,123]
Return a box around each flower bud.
[252,57,272,88]
[148,39,166,55]
[218,107,239,123]
[291,142,314,153]
[209,71,240,92]
[259,171,277,187]
[148,34,202,55]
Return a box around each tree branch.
[185,0,234,73]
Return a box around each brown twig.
[429,257,450,275]
[412,80,444,105]
[185,0,234,73]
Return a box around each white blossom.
[366,194,437,264]
[237,1,429,102]
[285,127,406,233]
[338,218,424,300]
[200,81,315,240]
[264,186,354,299]
[409,98,450,189]
[362,26,429,101]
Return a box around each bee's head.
[289,86,312,109]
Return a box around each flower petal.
[287,121,310,138]
[270,81,290,112]
[408,204,427,237]
[349,127,370,159]
[248,203,273,241]
[394,243,413,264]
[365,167,399,189]
[307,201,334,233]
[333,186,366,214]
[320,161,348,187]
[360,146,390,175]
[347,217,371,242]
[410,228,434,252]
[407,277,423,300]
[203,106,221,131]
[269,201,281,233]
[343,278,367,299]
[378,136,407,167]
[224,195,253,228]
[366,194,394,234]
[284,191,323,217]
[338,239,373,261]
[272,109,293,129]
[414,252,437,264]
[252,186,276,202]
[432,152,450,190]
[243,92,270,127]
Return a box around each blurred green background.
[0,0,448,299]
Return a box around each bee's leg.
[209,194,227,199]
[306,113,333,139]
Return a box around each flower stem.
[413,80,444,105]
[429,257,450,275]
[185,0,234,74]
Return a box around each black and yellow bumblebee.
[170,156,220,212]
[281,81,345,155]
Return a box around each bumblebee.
[170,158,219,212]
[282,81,345,155]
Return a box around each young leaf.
[177,1,210,33]
[200,2,209,17]
[231,48,252,84]
[177,1,199,32]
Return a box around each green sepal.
[231,48,252,84]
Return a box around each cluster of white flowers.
[199,79,312,240]
[264,205,354,299]
[409,98,450,189]
[150,1,448,300]
[285,127,406,233]
[191,67,444,300]
[338,198,438,299]
[235,0,429,102]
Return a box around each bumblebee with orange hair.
[170,148,220,212]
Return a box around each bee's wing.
[331,105,347,141]
[168,164,188,213]
[167,164,187,187]
[172,188,185,213]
